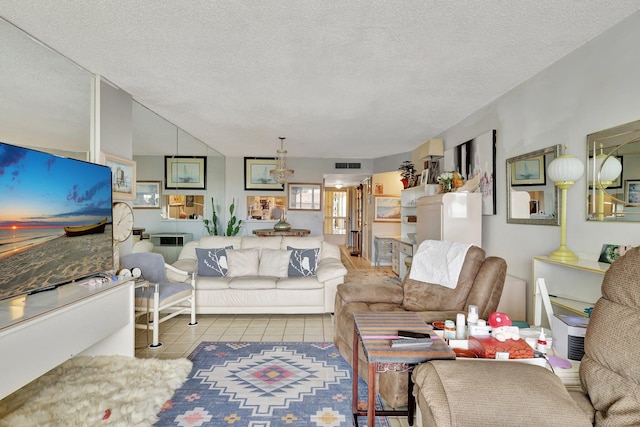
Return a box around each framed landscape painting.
[244,157,284,191]
[133,181,161,209]
[374,196,401,222]
[102,152,136,200]
[165,156,206,190]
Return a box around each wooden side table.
[352,312,455,426]
[252,229,310,237]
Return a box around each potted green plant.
[203,197,243,236]
[398,161,416,189]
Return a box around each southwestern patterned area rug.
[155,342,390,427]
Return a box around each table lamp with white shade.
[547,145,585,261]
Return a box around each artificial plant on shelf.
[203,197,243,236]
[398,160,417,189]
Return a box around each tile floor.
[136,249,411,426]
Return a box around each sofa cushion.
[196,275,232,290]
[287,246,320,277]
[199,235,242,249]
[242,236,282,250]
[195,247,231,277]
[227,248,260,277]
[276,276,323,290]
[258,248,292,277]
[228,276,277,289]
[281,236,323,251]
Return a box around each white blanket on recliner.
[409,240,472,289]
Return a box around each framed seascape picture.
[165,156,206,190]
[132,181,161,209]
[288,183,322,210]
[624,179,640,205]
[374,196,401,222]
[102,152,136,200]
[244,157,284,191]
[511,155,546,186]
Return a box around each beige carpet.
[0,355,192,426]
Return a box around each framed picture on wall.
[374,196,401,222]
[244,157,284,191]
[164,156,207,190]
[624,179,640,205]
[132,181,161,209]
[102,152,136,200]
[511,155,546,186]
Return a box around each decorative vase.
[401,178,409,189]
[274,215,292,231]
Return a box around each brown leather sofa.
[333,245,506,408]
[412,246,640,426]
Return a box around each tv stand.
[0,279,134,400]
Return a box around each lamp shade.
[548,152,584,183]
[418,138,444,159]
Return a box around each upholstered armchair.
[333,245,506,408]
[120,252,197,348]
[412,246,640,427]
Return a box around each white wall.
[434,11,640,314]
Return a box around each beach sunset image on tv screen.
[0,142,113,301]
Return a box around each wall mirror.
[0,17,91,157]
[586,119,640,222]
[506,145,560,225]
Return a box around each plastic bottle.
[537,329,547,354]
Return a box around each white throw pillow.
[258,248,292,277]
[226,248,260,277]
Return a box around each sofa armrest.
[336,282,404,305]
[169,259,197,283]
[316,258,347,283]
[413,360,592,427]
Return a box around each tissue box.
[468,336,534,359]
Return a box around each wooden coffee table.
[352,312,455,427]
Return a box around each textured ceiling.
[1,1,640,159]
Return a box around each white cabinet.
[416,192,482,247]
[532,256,607,327]
[150,232,193,263]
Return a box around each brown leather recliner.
[333,245,506,408]
[411,246,640,427]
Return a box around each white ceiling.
[1,1,639,159]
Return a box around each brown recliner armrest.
[336,283,404,305]
[413,360,592,427]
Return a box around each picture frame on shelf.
[288,182,322,210]
[420,170,428,185]
[164,156,207,190]
[244,157,284,191]
[511,155,546,186]
[102,152,136,200]
[132,181,161,209]
[598,243,633,264]
[624,179,640,205]
[374,196,401,222]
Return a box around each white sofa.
[169,235,347,314]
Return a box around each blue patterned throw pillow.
[196,246,232,276]
[286,246,320,277]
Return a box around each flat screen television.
[0,141,113,301]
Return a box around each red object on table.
[468,336,534,359]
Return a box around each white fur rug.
[0,355,192,426]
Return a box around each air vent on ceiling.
[335,162,361,169]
